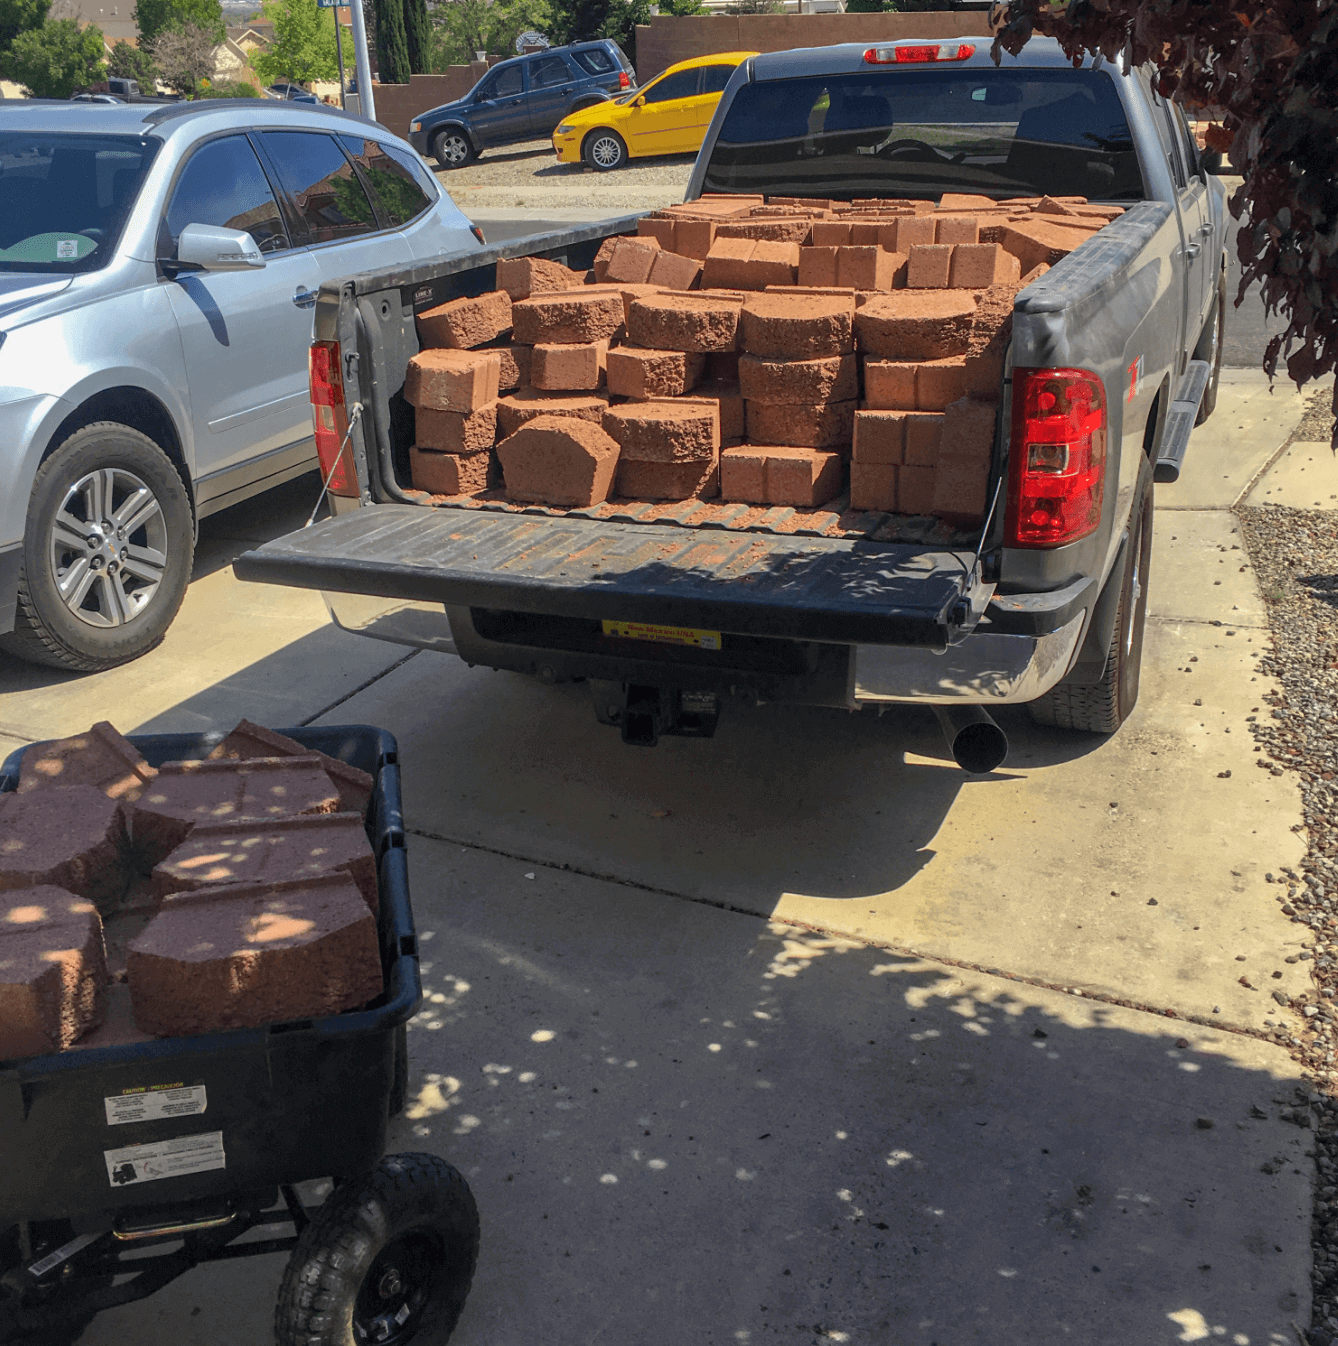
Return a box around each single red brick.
[719,446,841,507]
[798,246,839,288]
[942,397,997,461]
[1036,195,1079,216]
[863,360,917,411]
[949,243,1022,289]
[718,446,767,503]
[127,873,381,1036]
[898,465,937,515]
[606,346,704,399]
[512,291,625,345]
[615,458,719,501]
[852,411,905,465]
[674,218,717,260]
[892,215,936,251]
[17,722,155,803]
[745,399,855,449]
[404,348,502,412]
[837,247,904,292]
[745,240,801,288]
[1020,262,1051,287]
[701,237,755,290]
[605,236,663,285]
[811,221,853,247]
[638,216,677,249]
[939,194,999,212]
[848,220,899,251]
[740,293,854,359]
[417,290,512,349]
[627,293,742,353]
[999,219,1095,272]
[591,235,618,282]
[414,403,497,455]
[492,343,531,391]
[716,219,812,245]
[738,353,857,405]
[496,390,609,436]
[495,255,583,301]
[583,282,665,324]
[0,786,129,909]
[206,721,373,818]
[531,340,608,392]
[854,291,976,360]
[848,463,897,512]
[410,447,491,496]
[497,414,621,507]
[688,381,744,441]
[132,758,342,870]
[603,400,719,463]
[153,814,377,911]
[903,412,946,466]
[907,244,953,289]
[916,357,968,411]
[935,215,980,246]
[648,250,703,292]
[0,887,106,1058]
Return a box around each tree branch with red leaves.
[990,0,1338,440]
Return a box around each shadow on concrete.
[76,839,1309,1346]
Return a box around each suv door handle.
[293,288,317,309]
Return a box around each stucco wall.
[634,12,993,82]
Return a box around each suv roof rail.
[140,99,380,131]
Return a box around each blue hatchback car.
[408,40,636,169]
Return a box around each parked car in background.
[71,93,125,104]
[552,51,758,171]
[407,40,636,169]
[0,99,478,672]
[267,83,320,103]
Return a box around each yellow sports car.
[552,52,758,171]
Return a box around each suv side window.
[643,69,700,104]
[166,134,289,253]
[572,47,614,76]
[479,65,523,99]
[340,135,434,226]
[1171,102,1201,179]
[258,130,379,244]
[700,63,735,95]
[529,55,573,88]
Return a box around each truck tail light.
[1004,367,1107,549]
[309,340,357,497]
[863,42,976,64]
[619,70,630,89]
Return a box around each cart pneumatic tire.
[274,1153,479,1346]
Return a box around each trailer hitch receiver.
[591,681,720,747]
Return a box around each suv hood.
[426,93,474,118]
[0,274,74,323]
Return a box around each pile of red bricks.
[0,720,382,1060]
[405,192,1120,526]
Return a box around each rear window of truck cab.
[703,67,1143,202]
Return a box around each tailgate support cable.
[305,401,363,530]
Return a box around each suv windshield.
[0,132,159,272]
[703,67,1142,202]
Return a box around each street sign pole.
[348,0,376,122]
[334,8,346,109]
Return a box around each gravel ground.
[434,138,694,212]
[1235,386,1338,1344]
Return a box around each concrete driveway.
[0,380,1320,1341]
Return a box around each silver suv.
[0,99,478,670]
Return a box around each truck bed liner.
[236,506,982,648]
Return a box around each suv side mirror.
[176,223,266,271]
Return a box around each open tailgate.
[235,506,990,648]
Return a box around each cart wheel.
[274,1154,478,1346]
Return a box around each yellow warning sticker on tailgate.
[601,620,721,650]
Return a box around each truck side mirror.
[1199,147,1224,175]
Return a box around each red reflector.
[1004,368,1107,549]
[470,224,486,245]
[309,340,357,497]
[619,71,630,89]
[864,42,976,64]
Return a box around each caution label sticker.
[105,1084,207,1126]
[104,1132,226,1187]
[601,620,721,650]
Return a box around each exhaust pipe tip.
[933,706,1009,775]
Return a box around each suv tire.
[1193,272,1225,424]
[582,129,627,171]
[432,128,475,170]
[1,423,194,672]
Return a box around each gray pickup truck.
[236,37,1227,770]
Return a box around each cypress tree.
[374,0,409,82]
[403,0,429,73]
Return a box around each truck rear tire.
[0,423,194,672]
[1027,475,1153,734]
[274,1153,478,1346]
